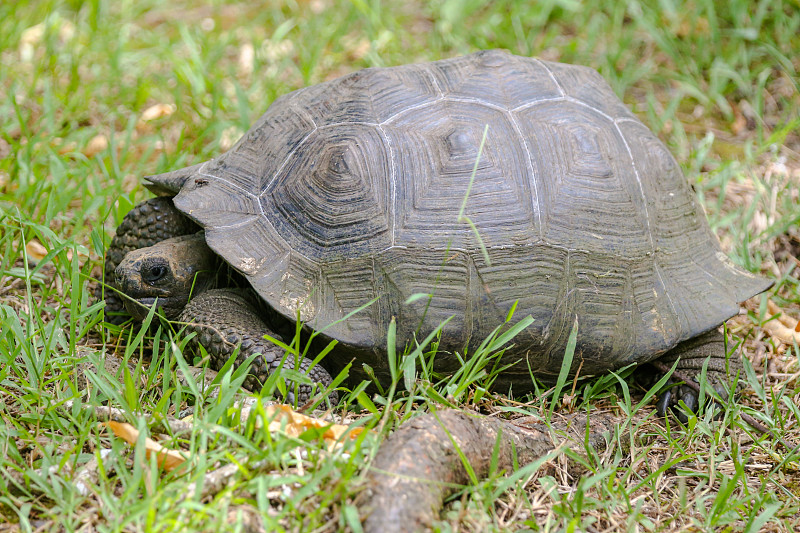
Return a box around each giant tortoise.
[104,50,770,408]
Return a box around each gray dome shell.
[147,50,769,380]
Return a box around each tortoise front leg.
[179,288,336,404]
[98,197,199,323]
[648,329,741,422]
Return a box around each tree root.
[359,409,616,532]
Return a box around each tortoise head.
[114,232,218,320]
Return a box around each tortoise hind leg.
[179,288,337,404]
[647,329,742,423]
[97,197,199,323]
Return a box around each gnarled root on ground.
[359,409,616,532]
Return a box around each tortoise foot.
[646,329,740,423]
[179,288,337,405]
[655,380,729,423]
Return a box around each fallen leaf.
[764,300,800,344]
[0,137,10,159]
[65,247,88,262]
[20,23,44,46]
[238,43,255,76]
[676,15,709,37]
[104,421,188,472]
[58,20,76,42]
[767,300,799,330]
[19,19,74,62]
[137,104,177,133]
[83,134,108,157]
[731,110,747,136]
[259,39,294,63]
[25,240,47,263]
[140,103,176,122]
[19,23,44,62]
[57,140,78,154]
[308,0,328,14]
[263,404,366,451]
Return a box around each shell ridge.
[262,107,319,193]
[653,261,680,339]
[683,247,753,323]
[425,68,445,97]
[320,120,379,128]
[197,171,258,200]
[204,215,259,231]
[532,58,566,97]
[376,124,398,246]
[612,121,656,252]
[541,249,574,366]
[441,55,481,99]
[506,109,543,240]
[379,97,443,125]
[511,96,566,113]
[564,96,615,122]
[439,95,507,112]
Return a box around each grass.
[1,0,799,531]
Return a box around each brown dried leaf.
[137,103,177,134]
[676,16,709,37]
[19,20,74,62]
[140,103,176,122]
[56,140,78,154]
[731,110,747,136]
[763,320,800,345]
[764,300,800,343]
[104,421,188,472]
[19,23,44,62]
[767,300,799,330]
[20,23,44,46]
[25,240,47,262]
[264,404,366,451]
[83,134,108,157]
[238,43,255,77]
[0,138,11,159]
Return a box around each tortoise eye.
[143,263,168,283]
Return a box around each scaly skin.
[179,289,336,402]
[106,198,334,403]
[648,329,741,422]
[114,233,218,320]
[98,197,199,323]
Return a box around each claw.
[681,390,698,414]
[674,390,697,423]
[656,386,703,424]
[656,389,672,418]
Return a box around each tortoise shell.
[147,50,769,382]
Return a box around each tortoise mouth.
[138,297,158,307]
[123,295,183,321]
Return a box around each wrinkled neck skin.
[114,232,218,321]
